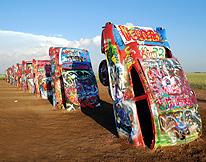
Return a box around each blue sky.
[0,0,206,74]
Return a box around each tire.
[98,60,109,86]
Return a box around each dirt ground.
[0,80,206,162]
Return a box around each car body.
[99,22,202,149]
[16,63,23,89]
[6,67,12,84]
[33,59,52,100]
[22,60,34,93]
[49,47,100,111]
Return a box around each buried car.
[49,47,100,111]
[99,22,202,149]
[16,63,23,89]
[33,59,52,100]
[22,60,34,93]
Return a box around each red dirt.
[0,80,205,161]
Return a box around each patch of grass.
[0,74,5,80]
[186,73,206,89]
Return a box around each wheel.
[98,59,109,86]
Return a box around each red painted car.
[99,22,202,149]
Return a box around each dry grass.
[0,74,5,80]
[186,73,206,89]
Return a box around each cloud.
[0,30,105,74]
[92,35,101,46]
[125,23,134,27]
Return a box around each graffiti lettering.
[117,25,161,44]
[62,56,85,62]
[62,49,81,56]
[138,45,165,58]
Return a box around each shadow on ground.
[81,99,118,137]
[197,98,206,103]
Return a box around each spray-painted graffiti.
[62,70,99,110]
[51,75,64,108]
[27,78,34,93]
[26,62,34,93]
[138,45,165,58]
[60,48,90,64]
[5,69,8,82]
[100,22,202,149]
[16,63,23,89]
[39,77,52,99]
[12,65,17,87]
[34,73,41,97]
[139,58,202,145]
[22,61,27,92]
[6,68,11,84]
[104,41,142,145]
[49,47,100,111]
[140,58,197,110]
[22,61,34,93]
[33,59,52,99]
[7,67,12,84]
[158,106,202,144]
[116,25,161,44]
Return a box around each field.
[186,73,206,89]
[0,80,206,161]
[0,74,5,80]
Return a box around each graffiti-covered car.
[6,67,12,84]
[12,65,17,87]
[22,60,34,93]
[16,63,23,89]
[49,47,100,111]
[5,69,8,83]
[33,59,52,100]
[99,22,202,149]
